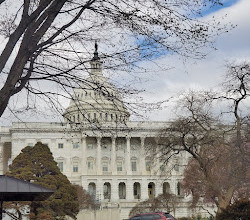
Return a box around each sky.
[0,0,249,125]
[139,0,250,121]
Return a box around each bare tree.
[154,62,250,217]
[74,184,100,210]
[129,193,179,218]
[0,0,230,120]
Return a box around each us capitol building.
[0,45,209,219]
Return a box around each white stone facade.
[0,122,193,219]
[0,45,212,219]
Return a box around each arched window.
[148,182,155,199]
[103,182,111,200]
[105,113,108,122]
[163,182,170,194]
[177,182,183,196]
[133,182,141,199]
[119,182,126,199]
[88,182,96,199]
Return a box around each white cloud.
[141,0,250,121]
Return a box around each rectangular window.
[117,161,122,171]
[102,145,108,149]
[58,143,63,149]
[73,143,79,149]
[174,164,179,171]
[87,144,93,149]
[102,162,108,172]
[160,165,165,172]
[88,161,93,170]
[146,161,151,171]
[131,161,137,171]
[73,163,78,172]
[58,162,63,172]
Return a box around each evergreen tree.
[7,142,79,220]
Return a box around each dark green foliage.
[216,198,250,220]
[7,142,79,220]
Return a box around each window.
[94,113,96,120]
[117,161,122,171]
[131,161,137,171]
[73,163,78,172]
[174,164,179,171]
[87,144,93,149]
[102,162,108,172]
[146,161,151,171]
[131,144,136,150]
[105,113,108,121]
[58,143,63,149]
[164,213,175,219]
[58,162,63,172]
[177,182,183,196]
[73,143,79,149]
[88,161,93,170]
[160,165,165,172]
[110,114,113,121]
[141,214,161,219]
[102,145,108,150]
[88,113,90,120]
[100,113,102,119]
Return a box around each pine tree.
[7,142,79,220]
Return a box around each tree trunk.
[216,186,234,218]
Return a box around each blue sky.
[201,0,239,16]
[0,0,249,124]
[138,0,250,121]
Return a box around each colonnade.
[81,135,147,175]
[82,178,182,202]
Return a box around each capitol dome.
[63,43,130,125]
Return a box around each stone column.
[96,179,103,202]
[140,137,146,175]
[0,141,3,175]
[154,137,160,174]
[127,179,134,201]
[111,136,117,175]
[81,178,89,191]
[126,136,131,175]
[111,179,119,201]
[155,181,162,197]
[96,137,102,175]
[141,179,148,201]
[81,135,87,175]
